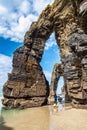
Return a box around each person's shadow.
[0,116,13,130]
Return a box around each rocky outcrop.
[2,46,49,108]
[2,0,87,108]
[50,64,62,94]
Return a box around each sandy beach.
[0,104,87,130]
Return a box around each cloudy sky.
[0,0,64,94]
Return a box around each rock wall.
[2,0,87,108]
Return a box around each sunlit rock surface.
[2,0,87,108]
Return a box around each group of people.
[48,92,65,112]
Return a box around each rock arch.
[50,63,71,102]
[2,0,87,108]
[2,5,54,109]
[50,64,62,95]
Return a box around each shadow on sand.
[0,116,13,130]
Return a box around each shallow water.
[0,101,68,130]
[0,99,87,130]
[0,106,54,130]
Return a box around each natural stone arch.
[49,63,71,102]
[50,64,62,95]
[2,5,54,109]
[2,0,87,109]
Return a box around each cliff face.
[2,0,87,108]
[2,46,49,108]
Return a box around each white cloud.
[0,5,8,15]
[0,54,12,67]
[0,0,54,43]
[19,0,31,15]
[0,54,12,91]
[0,14,38,42]
[32,0,53,14]
[45,41,56,50]
[0,26,7,35]
[45,33,57,50]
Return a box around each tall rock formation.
[2,46,49,108]
[2,0,87,108]
[50,64,62,95]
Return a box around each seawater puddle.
[0,106,51,130]
[0,94,72,130]
[0,102,87,130]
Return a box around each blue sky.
[0,0,64,94]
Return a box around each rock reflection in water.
[0,115,13,130]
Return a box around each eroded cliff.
[2,0,87,108]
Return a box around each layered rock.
[53,0,87,108]
[50,63,71,102]
[50,64,62,94]
[66,33,87,108]
[2,46,49,108]
[2,0,87,108]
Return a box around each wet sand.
[0,105,87,130]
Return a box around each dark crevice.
[3,95,47,100]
